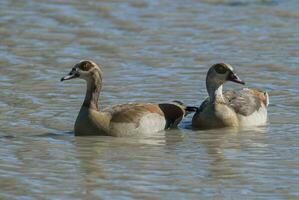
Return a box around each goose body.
[191,63,269,129]
[61,60,194,136]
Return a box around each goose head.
[206,63,245,101]
[207,63,245,86]
[61,60,103,83]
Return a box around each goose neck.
[206,80,225,103]
[83,75,101,111]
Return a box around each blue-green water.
[0,0,299,199]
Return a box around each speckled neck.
[83,73,102,111]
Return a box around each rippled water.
[1,0,299,199]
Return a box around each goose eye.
[214,64,227,74]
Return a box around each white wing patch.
[238,104,268,127]
[109,113,166,136]
[138,113,166,134]
[265,92,270,106]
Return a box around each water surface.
[0,0,299,199]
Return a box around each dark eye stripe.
[79,61,93,71]
[78,65,85,71]
[214,64,227,74]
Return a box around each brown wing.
[224,88,268,116]
[104,102,186,129]
[249,89,269,106]
[105,103,163,125]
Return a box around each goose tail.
[172,101,198,116]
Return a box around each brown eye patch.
[79,61,93,71]
[214,63,228,74]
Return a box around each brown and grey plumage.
[61,60,195,136]
[191,63,269,129]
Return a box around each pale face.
[208,63,245,85]
[61,60,102,82]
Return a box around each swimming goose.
[61,60,196,136]
[191,63,269,129]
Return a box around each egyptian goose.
[191,63,269,129]
[61,60,196,136]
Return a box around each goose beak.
[61,71,79,82]
[228,72,245,85]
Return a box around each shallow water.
[1,0,299,199]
